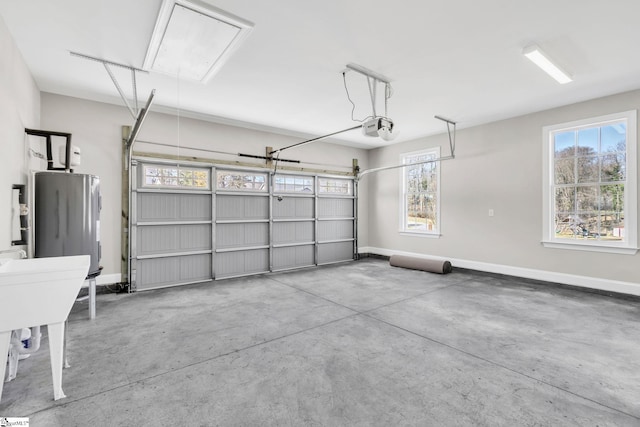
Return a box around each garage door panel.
[216,223,269,249]
[273,197,314,219]
[216,249,269,278]
[273,245,314,270]
[137,254,211,290]
[272,222,314,245]
[318,220,353,241]
[318,241,354,264]
[317,198,353,218]
[137,193,211,222]
[137,224,211,256]
[216,195,268,220]
[179,195,212,220]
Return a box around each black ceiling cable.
[269,124,363,157]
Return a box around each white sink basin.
[0,255,90,402]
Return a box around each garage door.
[130,162,213,291]
[130,162,355,289]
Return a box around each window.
[401,148,440,234]
[543,111,637,254]
[216,171,267,192]
[143,165,210,189]
[274,175,314,193]
[318,178,353,195]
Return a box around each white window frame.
[318,177,353,196]
[142,164,211,190]
[274,174,315,194]
[215,170,268,192]
[399,147,441,237]
[542,110,638,254]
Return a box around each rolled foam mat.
[389,255,452,274]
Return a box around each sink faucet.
[0,248,27,259]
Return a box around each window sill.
[400,231,441,238]
[542,241,638,255]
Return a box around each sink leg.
[89,278,96,320]
[48,322,66,400]
[7,330,20,381]
[63,321,70,369]
[0,331,10,403]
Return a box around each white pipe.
[0,248,27,259]
[19,326,42,355]
[5,326,42,383]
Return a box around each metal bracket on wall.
[11,184,28,246]
[434,115,457,159]
[24,128,74,172]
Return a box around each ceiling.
[2,0,640,149]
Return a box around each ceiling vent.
[143,0,253,83]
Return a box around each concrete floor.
[1,258,639,426]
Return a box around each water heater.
[34,172,101,276]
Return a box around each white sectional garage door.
[131,161,355,290]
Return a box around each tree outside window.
[401,148,440,234]
[553,124,626,241]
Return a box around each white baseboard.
[95,273,122,286]
[358,246,640,297]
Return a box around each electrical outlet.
[488,209,494,217]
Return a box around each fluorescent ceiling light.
[523,44,572,84]
[143,0,253,83]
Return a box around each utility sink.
[0,255,90,402]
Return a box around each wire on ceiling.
[342,71,368,122]
[342,67,394,123]
[384,82,393,118]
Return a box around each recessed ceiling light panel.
[523,44,572,84]
[143,0,253,83]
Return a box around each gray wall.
[40,93,369,279]
[0,15,40,251]
[366,89,640,287]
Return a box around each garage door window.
[318,178,353,195]
[274,175,314,193]
[216,171,267,192]
[143,165,210,189]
